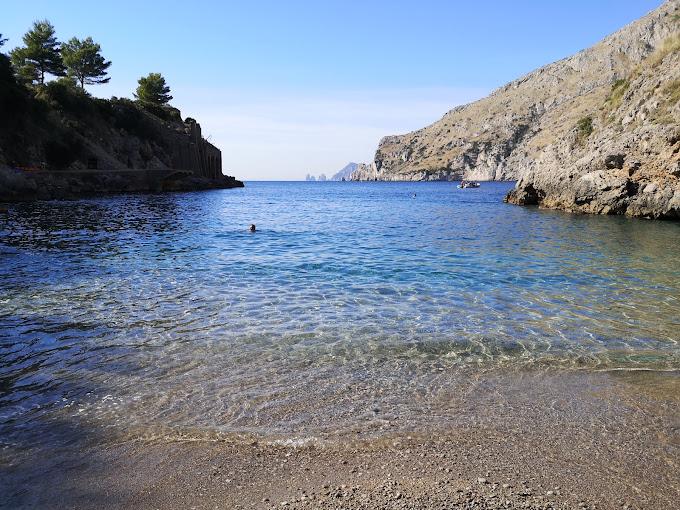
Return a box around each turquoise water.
[1,181,679,443]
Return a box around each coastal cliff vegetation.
[0,21,241,199]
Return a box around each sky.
[3,0,663,180]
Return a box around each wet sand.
[2,370,679,509]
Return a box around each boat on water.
[457,180,480,189]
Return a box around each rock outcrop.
[506,31,680,218]
[331,162,358,181]
[352,1,680,218]
[0,73,243,201]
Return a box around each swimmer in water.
[249,224,256,232]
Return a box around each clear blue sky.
[4,0,663,180]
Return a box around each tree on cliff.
[9,48,38,84]
[10,20,65,85]
[134,73,172,105]
[61,37,111,89]
[0,34,14,85]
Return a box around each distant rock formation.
[331,162,358,181]
[304,163,358,182]
[351,1,680,218]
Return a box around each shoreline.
[3,422,677,509]
[0,167,244,203]
[2,368,678,509]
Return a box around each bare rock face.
[352,1,680,218]
[604,154,626,170]
[506,42,680,219]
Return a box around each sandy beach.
[2,369,678,509]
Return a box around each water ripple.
[1,182,679,444]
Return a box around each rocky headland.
[331,162,358,181]
[351,1,680,218]
[0,60,242,202]
[505,29,680,218]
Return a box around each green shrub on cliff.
[576,116,593,144]
[651,78,680,124]
[109,98,164,142]
[142,102,182,122]
[647,34,680,68]
[605,79,630,110]
[36,77,92,115]
[662,78,680,104]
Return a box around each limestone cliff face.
[352,1,679,190]
[506,46,680,218]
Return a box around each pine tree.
[11,20,65,84]
[61,37,111,89]
[0,34,13,84]
[9,47,39,84]
[134,72,173,105]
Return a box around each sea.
[1,181,679,448]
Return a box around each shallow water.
[1,182,679,446]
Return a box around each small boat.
[457,180,480,189]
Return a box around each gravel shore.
[3,423,678,509]
[2,371,678,509]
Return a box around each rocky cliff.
[506,25,680,218]
[331,162,358,181]
[352,1,680,217]
[0,70,242,201]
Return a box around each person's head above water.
[249,224,256,232]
